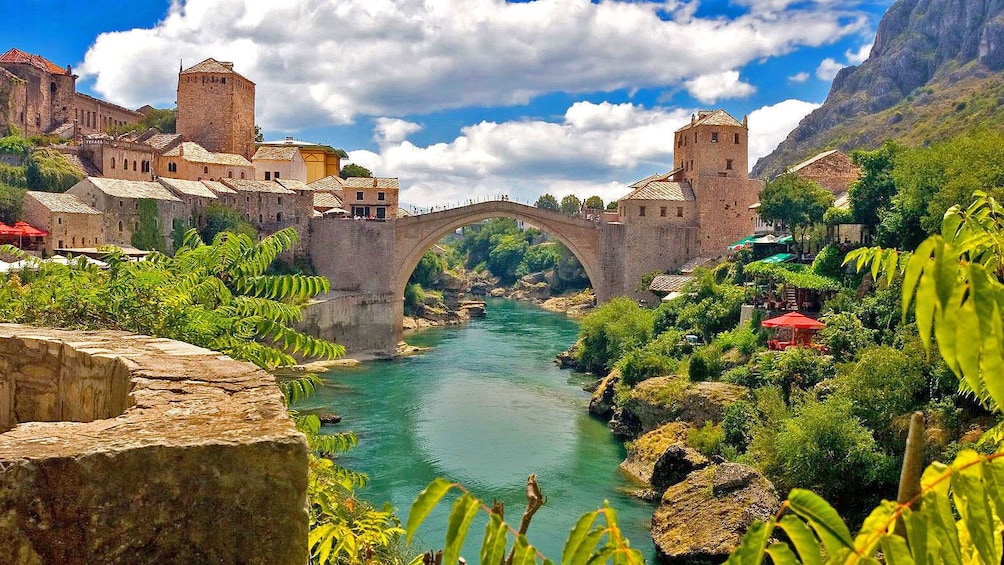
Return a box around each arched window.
[111,158,116,169]
[204,166,209,174]
[240,171,245,179]
[122,159,128,170]
[50,82,56,94]
[228,170,233,178]
[276,212,283,222]
[133,161,137,171]
[118,221,123,232]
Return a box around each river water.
[310,298,657,561]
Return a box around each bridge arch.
[393,201,604,300]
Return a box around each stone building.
[616,172,697,227]
[157,141,254,181]
[157,177,219,225]
[21,191,103,255]
[176,59,256,160]
[0,48,141,137]
[219,178,314,255]
[66,177,185,251]
[342,177,399,220]
[79,135,156,181]
[670,110,762,253]
[786,150,861,196]
[253,137,345,183]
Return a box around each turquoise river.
[308,298,658,560]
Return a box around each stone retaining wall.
[0,324,308,565]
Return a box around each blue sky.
[2,0,893,206]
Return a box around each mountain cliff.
[752,0,1004,178]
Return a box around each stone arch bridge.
[304,200,700,354]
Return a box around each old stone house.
[157,141,254,182]
[0,48,141,137]
[176,59,256,160]
[157,178,219,226]
[66,177,185,252]
[616,172,698,227]
[21,191,103,255]
[786,150,861,196]
[342,177,399,220]
[253,138,345,183]
[219,178,314,255]
[80,135,156,181]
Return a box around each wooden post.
[895,411,925,537]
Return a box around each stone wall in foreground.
[0,324,308,565]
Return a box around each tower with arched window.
[176,58,256,161]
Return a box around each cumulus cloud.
[374,118,422,145]
[684,71,756,104]
[815,57,845,80]
[348,98,817,206]
[845,42,872,64]
[788,71,810,83]
[79,0,870,129]
[746,99,821,167]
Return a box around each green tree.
[574,297,654,374]
[25,148,83,192]
[200,203,257,242]
[605,200,619,211]
[818,311,874,362]
[559,194,582,216]
[487,232,528,284]
[131,199,165,252]
[0,182,24,224]
[759,173,834,257]
[585,195,604,210]
[849,141,901,233]
[836,346,926,444]
[107,108,177,136]
[408,249,447,288]
[517,242,560,276]
[340,163,372,179]
[535,193,559,212]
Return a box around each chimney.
[691,114,696,124]
[221,62,234,70]
[373,178,378,187]
[66,64,71,74]
[285,136,293,143]
[743,115,748,128]
[179,143,184,157]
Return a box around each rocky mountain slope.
[753,0,1004,178]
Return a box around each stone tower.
[0,48,76,136]
[672,110,762,253]
[176,58,255,160]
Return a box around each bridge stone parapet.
[0,324,307,565]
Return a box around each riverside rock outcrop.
[619,377,747,437]
[619,422,693,485]
[652,463,780,564]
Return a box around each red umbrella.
[12,222,49,237]
[0,222,18,236]
[761,312,825,330]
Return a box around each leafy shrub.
[688,353,715,382]
[25,148,83,192]
[721,365,765,389]
[617,329,686,386]
[573,297,654,374]
[654,282,746,340]
[810,243,844,278]
[722,398,757,451]
[0,182,25,224]
[687,422,725,457]
[835,345,926,443]
[516,242,559,276]
[759,347,836,402]
[403,283,425,316]
[408,249,447,288]
[818,311,874,361]
[0,133,32,158]
[0,163,26,188]
[200,203,257,242]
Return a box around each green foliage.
[849,140,901,232]
[584,195,604,210]
[0,132,32,158]
[810,244,844,279]
[743,261,841,291]
[25,148,83,192]
[617,329,687,386]
[722,398,757,451]
[403,282,425,316]
[605,200,618,211]
[200,203,257,242]
[836,346,926,443]
[0,162,27,188]
[759,173,834,255]
[687,422,726,458]
[106,107,177,135]
[817,311,874,362]
[340,163,372,179]
[822,206,853,226]
[517,243,559,276]
[559,194,582,216]
[487,232,528,285]
[0,182,25,224]
[409,249,447,288]
[534,193,559,212]
[759,347,835,401]
[131,199,165,252]
[170,217,190,253]
[574,297,654,374]
[406,478,645,565]
[457,218,521,271]
[654,269,748,341]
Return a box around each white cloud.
[815,57,845,80]
[79,0,870,129]
[845,42,872,64]
[788,71,810,83]
[374,118,422,145]
[684,71,756,104]
[746,99,820,169]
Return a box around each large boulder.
[622,377,747,435]
[651,444,710,493]
[588,369,620,419]
[619,422,691,485]
[652,463,780,564]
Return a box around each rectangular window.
[356,191,364,201]
[58,240,64,248]
[677,207,684,217]
[278,197,283,205]
[376,207,386,219]
[274,171,280,179]
[660,207,667,217]
[726,159,733,170]
[378,192,385,201]
[265,171,271,180]
[639,206,646,217]
[711,132,718,143]
[734,133,740,144]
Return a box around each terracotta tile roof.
[85,177,181,201]
[0,48,68,75]
[675,109,744,132]
[179,58,252,82]
[649,274,692,293]
[201,180,236,195]
[313,192,343,210]
[308,175,345,191]
[162,142,252,166]
[158,178,218,199]
[275,179,312,192]
[25,191,101,215]
[342,177,399,189]
[787,150,841,174]
[622,171,695,201]
[221,179,295,194]
[252,146,299,161]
